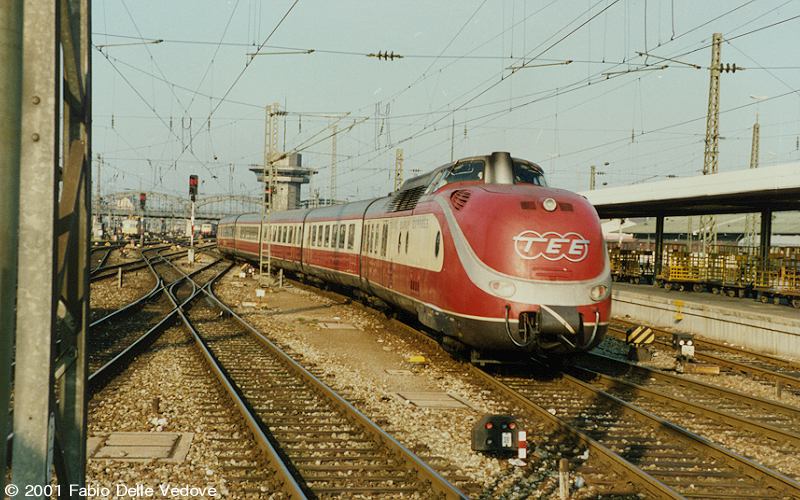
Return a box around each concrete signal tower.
[250,153,316,211]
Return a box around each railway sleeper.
[291,456,404,466]
[310,486,421,495]
[285,446,380,454]
[268,428,363,436]
[294,464,403,471]
[304,473,413,481]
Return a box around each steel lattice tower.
[395,149,404,191]
[700,33,722,253]
[744,121,760,246]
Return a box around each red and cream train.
[217,152,611,359]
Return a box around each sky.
[92,0,800,205]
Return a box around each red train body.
[218,152,611,359]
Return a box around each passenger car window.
[347,224,355,250]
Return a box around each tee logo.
[513,231,590,262]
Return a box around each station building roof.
[617,213,800,238]
[580,162,800,219]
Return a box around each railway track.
[90,244,116,272]
[89,242,211,281]
[181,282,471,499]
[221,273,800,499]
[87,251,297,499]
[475,362,800,499]
[87,322,292,499]
[611,318,800,395]
[85,253,800,499]
[573,352,800,478]
[88,247,229,391]
[89,254,470,498]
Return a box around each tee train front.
[218,152,611,358]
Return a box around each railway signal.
[471,415,519,453]
[672,332,694,358]
[188,174,198,265]
[189,174,198,201]
[139,193,147,245]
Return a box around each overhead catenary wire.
[96,1,800,202]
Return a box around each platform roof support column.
[57,0,92,488]
[0,0,24,481]
[654,216,664,283]
[14,0,90,494]
[14,0,60,490]
[760,209,772,265]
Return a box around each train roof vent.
[389,185,427,212]
[450,189,471,210]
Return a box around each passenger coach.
[218,152,611,358]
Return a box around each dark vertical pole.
[760,208,772,267]
[654,216,665,284]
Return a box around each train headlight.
[542,198,558,212]
[489,280,516,298]
[590,284,609,301]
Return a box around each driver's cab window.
[430,160,485,192]
[425,169,445,194]
[513,162,547,186]
[446,161,484,184]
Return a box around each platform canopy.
[581,162,800,219]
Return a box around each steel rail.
[581,351,800,425]
[161,267,309,499]
[89,243,214,281]
[609,321,800,391]
[613,317,800,372]
[89,248,219,329]
[201,285,472,500]
[468,365,687,499]
[90,245,114,272]
[271,275,684,498]
[486,365,800,499]
[87,253,228,394]
[573,355,800,449]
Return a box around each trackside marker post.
[517,430,527,459]
[559,458,569,499]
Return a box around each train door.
[362,221,374,283]
[358,199,384,294]
[382,222,391,288]
[294,224,302,263]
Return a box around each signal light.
[189,175,198,201]
[672,332,694,350]
[672,332,695,359]
[472,415,519,452]
[139,193,146,209]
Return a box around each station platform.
[611,282,800,359]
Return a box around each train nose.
[509,305,599,351]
